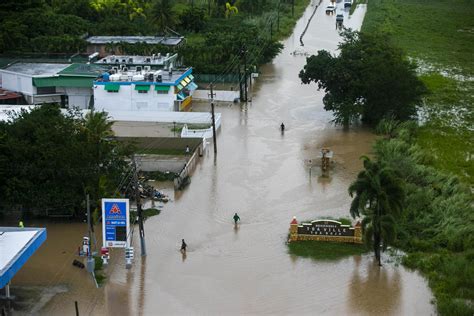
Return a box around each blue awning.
[0,227,47,289]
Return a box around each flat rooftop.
[108,110,220,124]
[0,227,47,289]
[95,67,192,85]
[1,63,70,76]
[86,36,184,46]
[96,54,177,66]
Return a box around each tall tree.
[349,156,405,265]
[299,30,427,127]
[150,0,177,32]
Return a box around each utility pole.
[209,84,217,154]
[133,158,146,257]
[277,0,281,31]
[270,21,273,41]
[243,47,248,102]
[86,194,95,273]
[238,62,243,102]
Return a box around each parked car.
[336,13,344,22]
[344,0,352,7]
[325,5,336,14]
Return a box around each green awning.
[33,76,94,88]
[135,85,150,91]
[104,84,120,91]
[155,85,170,91]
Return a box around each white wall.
[63,87,92,109]
[0,71,34,95]
[94,84,175,113]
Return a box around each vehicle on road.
[336,13,344,22]
[325,5,336,14]
[344,0,352,7]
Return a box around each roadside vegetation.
[0,0,309,75]
[300,30,427,127]
[0,105,132,218]
[288,241,367,261]
[369,120,474,315]
[299,3,473,312]
[362,0,473,185]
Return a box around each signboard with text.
[102,198,130,248]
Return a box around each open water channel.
[10,1,436,315]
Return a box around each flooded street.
[10,1,435,315]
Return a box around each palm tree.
[349,156,404,265]
[151,0,177,32]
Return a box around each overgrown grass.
[135,148,187,156]
[142,170,178,181]
[93,255,106,286]
[362,0,474,71]
[289,241,368,261]
[130,208,161,222]
[362,0,474,185]
[372,122,474,315]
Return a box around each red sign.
[109,203,122,214]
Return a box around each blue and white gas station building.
[0,227,47,298]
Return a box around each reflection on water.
[348,257,402,315]
[6,2,435,315]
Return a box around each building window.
[37,87,56,95]
[138,90,148,94]
[156,90,168,95]
[107,90,119,93]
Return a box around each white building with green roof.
[0,63,106,109]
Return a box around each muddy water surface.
[10,2,435,315]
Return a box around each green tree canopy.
[349,156,405,265]
[299,30,427,127]
[0,105,131,217]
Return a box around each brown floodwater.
[8,1,435,315]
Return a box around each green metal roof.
[58,63,107,77]
[155,85,170,91]
[135,85,150,91]
[104,84,120,91]
[33,76,94,88]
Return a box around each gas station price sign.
[102,198,130,248]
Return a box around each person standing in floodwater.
[180,239,187,253]
[233,213,240,224]
[280,123,285,132]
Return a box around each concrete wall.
[0,72,34,95]
[94,84,175,113]
[63,87,92,109]
[135,155,187,173]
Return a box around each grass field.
[362,0,474,184]
[361,1,474,314]
[288,241,368,261]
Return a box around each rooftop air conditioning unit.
[144,66,151,71]
[128,57,133,63]
[145,58,151,63]
[156,75,162,82]
[123,67,128,72]
[136,66,142,72]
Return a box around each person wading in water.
[180,239,187,253]
[233,213,240,225]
